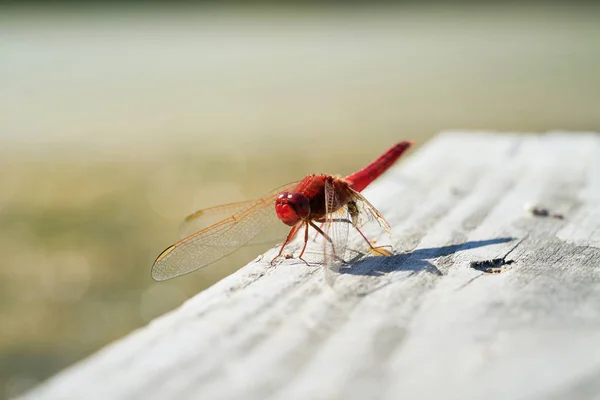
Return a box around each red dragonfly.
[152,141,413,281]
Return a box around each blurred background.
[1,1,599,398]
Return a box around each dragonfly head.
[275,192,310,226]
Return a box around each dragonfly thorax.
[275,192,310,226]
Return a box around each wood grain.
[20,132,600,400]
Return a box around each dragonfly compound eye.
[288,193,310,219]
[275,192,311,226]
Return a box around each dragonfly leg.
[297,221,311,267]
[271,223,301,265]
[354,226,393,256]
[314,217,391,257]
[308,221,346,263]
[312,218,353,241]
[312,222,323,241]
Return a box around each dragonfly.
[152,141,413,281]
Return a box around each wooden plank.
[20,132,600,400]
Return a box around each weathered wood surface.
[21,132,600,400]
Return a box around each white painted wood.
[20,132,600,400]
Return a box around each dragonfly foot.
[298,256,311,267]
[270,255,283,266]
[368,246,393,257]
[334,255,349,264]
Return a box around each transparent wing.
[347,187,393,257]
[178,201,290,245]
[322,180,350,283]
[347,188,391,234]
[179,201,256,240]
[152,181,300,281]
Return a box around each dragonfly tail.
[345,141,413,192]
